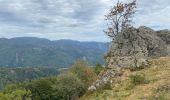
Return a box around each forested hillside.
[0,67,59,90]
[0,60,100,100]
[0,37,108,68]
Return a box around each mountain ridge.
[0,37,108,68]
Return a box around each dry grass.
[81,57,170,100]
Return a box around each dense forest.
[0,67,60,90]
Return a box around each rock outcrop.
[106,26,169,68]
[156,29,170,55]
[88,26,170,91]
[88,67,121,90]
[156,29,170,44]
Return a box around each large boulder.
[106,26,168,68]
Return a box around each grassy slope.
[81,57,170,100]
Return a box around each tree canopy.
[104,0,136,40]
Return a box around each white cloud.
[0,0,169,41]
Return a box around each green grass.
[81,57,170,100]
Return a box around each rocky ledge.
[89,26,170,91]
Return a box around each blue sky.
[0,0,169,42]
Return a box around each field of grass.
[81,57,170,100]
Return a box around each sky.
[0,0,169,42]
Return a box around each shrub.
[51,73,86,100]
[70,59,97,87]
[128,73,149,90]
[0,88,31,100]
[24,79,54,100]
[93,63,104,75]
[129,73,149,85]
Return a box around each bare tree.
[104,0,136,40]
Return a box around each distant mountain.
[0,37,108,68]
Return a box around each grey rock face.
[157,30,170,44]
[88,26,170,91]
[88,68,120,91]
[106,26,169,68]
[138,26,168,57]
[156,30,170,55]
[168,46,170,55]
